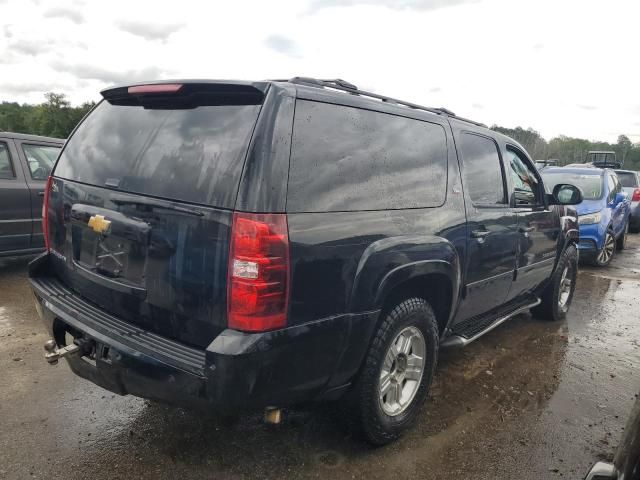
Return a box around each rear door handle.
[471,229,490,239]
[519,226,535,233]
[37,191,45,197]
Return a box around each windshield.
[616,171,638,188]
[54,100,261,208]
[542,172,603,200]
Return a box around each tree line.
[1,92,638,171]
[0,93,95,139]
[491,125,639,171]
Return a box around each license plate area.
[72,227,146,284]
[69,204,150,286]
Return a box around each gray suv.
[615,169,640,232]
[0,132,63,257]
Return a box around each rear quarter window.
[0,142,14,179]
[287,100,448,212]
[54,100,261,208]
[616,171,638,188]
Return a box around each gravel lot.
[1,237,639,479]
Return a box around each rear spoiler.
[101,80,270,107]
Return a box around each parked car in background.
[29,78,583,445]
[0,132,63,257]
[586,150,621,168]
[584,391,640,479]
[534,159,558,170]
[541,167,630,266]
[615,169,640,233]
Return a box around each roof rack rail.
[280,77,487,128]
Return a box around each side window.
[505,147,542,206]
[287,100,448,212]
[607,175,616,203]
[0,142,15,179]
[22,144,60,180]
[459,133,506,205]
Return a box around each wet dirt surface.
[1,238,639,479]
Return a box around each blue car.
[542,167,630,266]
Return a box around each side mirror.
[614,192,627,205]
[548,184,583,205]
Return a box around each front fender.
[348,235,461,314]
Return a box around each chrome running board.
[441,298,541,348]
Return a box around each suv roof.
[278,77,487,128]
[0,131,65,144]
[543,166,605,176]
[103,77,488,130]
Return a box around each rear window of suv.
[287,100,448,212]
[616,171,638,188]
[54,100,261,208]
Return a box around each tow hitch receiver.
[43,339,89,365]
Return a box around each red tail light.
[127,84,183,95]
[42,176,52,251]
[227,212,290,332]
[632,188,640,202]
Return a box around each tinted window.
[542,172,603,200]
[505,147,541,206]
[55,100,261,207]
[616,171,637,188]
[22,144,60,180]
[287,100,448,212]
[459,133,505,205]
[0,142,14,179]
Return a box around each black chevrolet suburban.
[29,78,583,444]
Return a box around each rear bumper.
[29,253,377,412]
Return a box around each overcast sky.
[1,0,638,143]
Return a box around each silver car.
[615,170,640,232]
[584,390,640,479]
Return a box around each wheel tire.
[531,245,578,321]
[616,221,629,250]
[354,297,439,446]
[590,230,616,267]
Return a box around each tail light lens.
[632,188,640,202]
[227,212,290,332]
[127,84,183,95]
[42,176,52,251]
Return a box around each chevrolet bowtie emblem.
[88,215,111,234]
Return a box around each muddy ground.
[1,237,639,479]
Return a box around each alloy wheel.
[557,264,573,312]
[378,326,425,416]
[597,233,615,264]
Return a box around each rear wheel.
[591,231,616,266]
[354,297,438,445]
[532,245,577,321]
[616,221,629,250]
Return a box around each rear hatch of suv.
[45,82,266,348]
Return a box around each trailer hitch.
[43,338,91,365]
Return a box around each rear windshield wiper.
[110,196,204,217]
